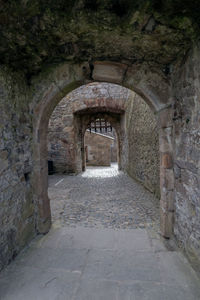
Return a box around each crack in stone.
[43,277,57,288]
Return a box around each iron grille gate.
[88,118,112,133]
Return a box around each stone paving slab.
[0,226,200,300]
[14,247,89,272]
[82,249,161,282]
[0,166,200,299]
[36,226,151,252]
[0,266,79,300]
[75,279,119,300]
[157,251,200,288]
[117,281,200,300]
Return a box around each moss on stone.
[0,0,199,77]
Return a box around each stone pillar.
[33,123,52,234]
[158,106,174,238]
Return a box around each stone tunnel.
[0,1,200,298]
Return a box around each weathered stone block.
[160,210,174,238]
[160,191,174,212]
[93,61,127,84]
[0,157,8,175]
[85,131,114,166]
[160,168,174,191]
[159,127,173,152]
[161,153,173,169]
[158,107,173,128]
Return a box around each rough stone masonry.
[0,0,200,272]
[48,82,159,195]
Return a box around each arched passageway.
[0,2,200,296]
[47,83,160,230]
[74,110,124,173]
[33,62,173,239]
[0,55,199,300]
[48,164,160,231]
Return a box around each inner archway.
[33,61,173,238]
[47,82,160,229]
[1,1,200,294]
[74,109,124,173]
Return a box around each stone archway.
[33,61,173,238]
[74,109,124,173]
[47,83,129,175]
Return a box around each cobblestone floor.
[1,165,200,299]
[48,164,160,233]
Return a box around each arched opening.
[73,109,124,173]
[84,118,118,170]
[33,61,173,238]
[1,2,200,294]
[47,82,161,229]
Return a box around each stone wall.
[111,134,118,162]
[48,82,160,195]
[172,44,200,263]
[125,93,160,197]
[48,82,129,173]
[1,50,200,272]
[0,69,35,271]
[48,111,76,174]
[85,131,113,166]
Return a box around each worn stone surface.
[48,164,160,231]
[85,131,114,166]
[0,1,200,273]
[157,106,175,239]
[0,51,199,272]
[0,225,200,300]
[125,93,160,196]
[0,69,35,271]
[0,1,198,77]
[172,45,200,264]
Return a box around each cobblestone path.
[1,166,200,299]
[48,164,160,233]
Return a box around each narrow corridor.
[0,166,200,300]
